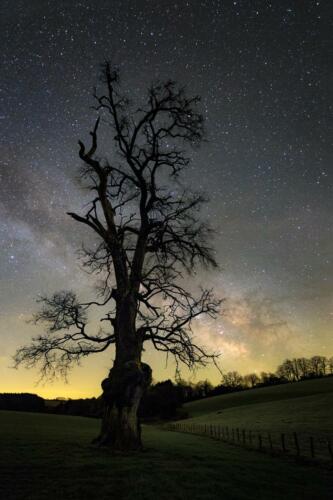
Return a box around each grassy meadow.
[0,407,333,499]
[183,377,333,437]
[185,377,333,417]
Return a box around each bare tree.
[328,356,333,375]
[276,361,292,382]
[222,371,243,389]
[243,373,260,388]
[276,359,300,382]
[14,62,221,450]
[309,355,327,377]
[296,357,311,379]
[195,379,214,398]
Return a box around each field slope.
[183,377,333,435]
[0,411,332,499]
[185,377,333,418]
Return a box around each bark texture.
[94,361,152,449]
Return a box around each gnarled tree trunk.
[93,296,152,450]
[94,360,152,449]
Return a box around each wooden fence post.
[327,439,333,462]
[242,429,246,445]
[268,433,273,452]
[258,433,262,450]
[310,436,315,459]
[293,432,300,457]
[281,433,286,453]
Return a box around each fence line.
[165,422,333,464]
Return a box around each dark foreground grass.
[0,412,332,500]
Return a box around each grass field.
[0,411,332,499]
[185,377,333,419]
[183,378,333,434]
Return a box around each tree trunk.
[92,291,152,450]
[93,360,152,450]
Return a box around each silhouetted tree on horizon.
[222,371,243,389]
[243,373,260,388]
[328,357,333,374]
[0,393,45,412]
[309,355,327,377]
[14,62,221,450]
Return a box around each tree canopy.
[14,62,222,382]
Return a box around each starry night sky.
[0,0,332,397]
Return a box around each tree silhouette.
[222,371,243,389]
[14,62,221,450]
[243,373,260,388]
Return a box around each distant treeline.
[51,380,185,420]
[0,381,184,421]
[190,355,333,400]
[219,354,333,392]
[0,393,45,412]
[1,354,332,419]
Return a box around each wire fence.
[165,422,333,464]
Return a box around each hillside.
[185,377,333,416]
[183,377,333,437]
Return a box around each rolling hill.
[183,377,333,437]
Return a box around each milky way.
[0,1,332,397]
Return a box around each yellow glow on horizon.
[1,305,332,399]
